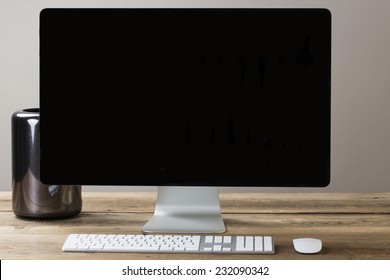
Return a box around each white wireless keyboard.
[62,234,274,254]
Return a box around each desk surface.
[1,191,390,260]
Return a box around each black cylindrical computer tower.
[12,108,82,219]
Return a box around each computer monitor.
[39,8,331,233]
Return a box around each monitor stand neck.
[142,186,226,234]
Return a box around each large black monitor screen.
[40,8,331,187]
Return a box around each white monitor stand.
[142,186,226,234]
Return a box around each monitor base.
[142,186,226,234]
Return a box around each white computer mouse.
[293,238,322,254]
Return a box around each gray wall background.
[1,0,390,192]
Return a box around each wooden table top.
[1,191,390,259]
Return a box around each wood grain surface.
[1,191,390,260]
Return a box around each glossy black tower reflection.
[12,108,82,219]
